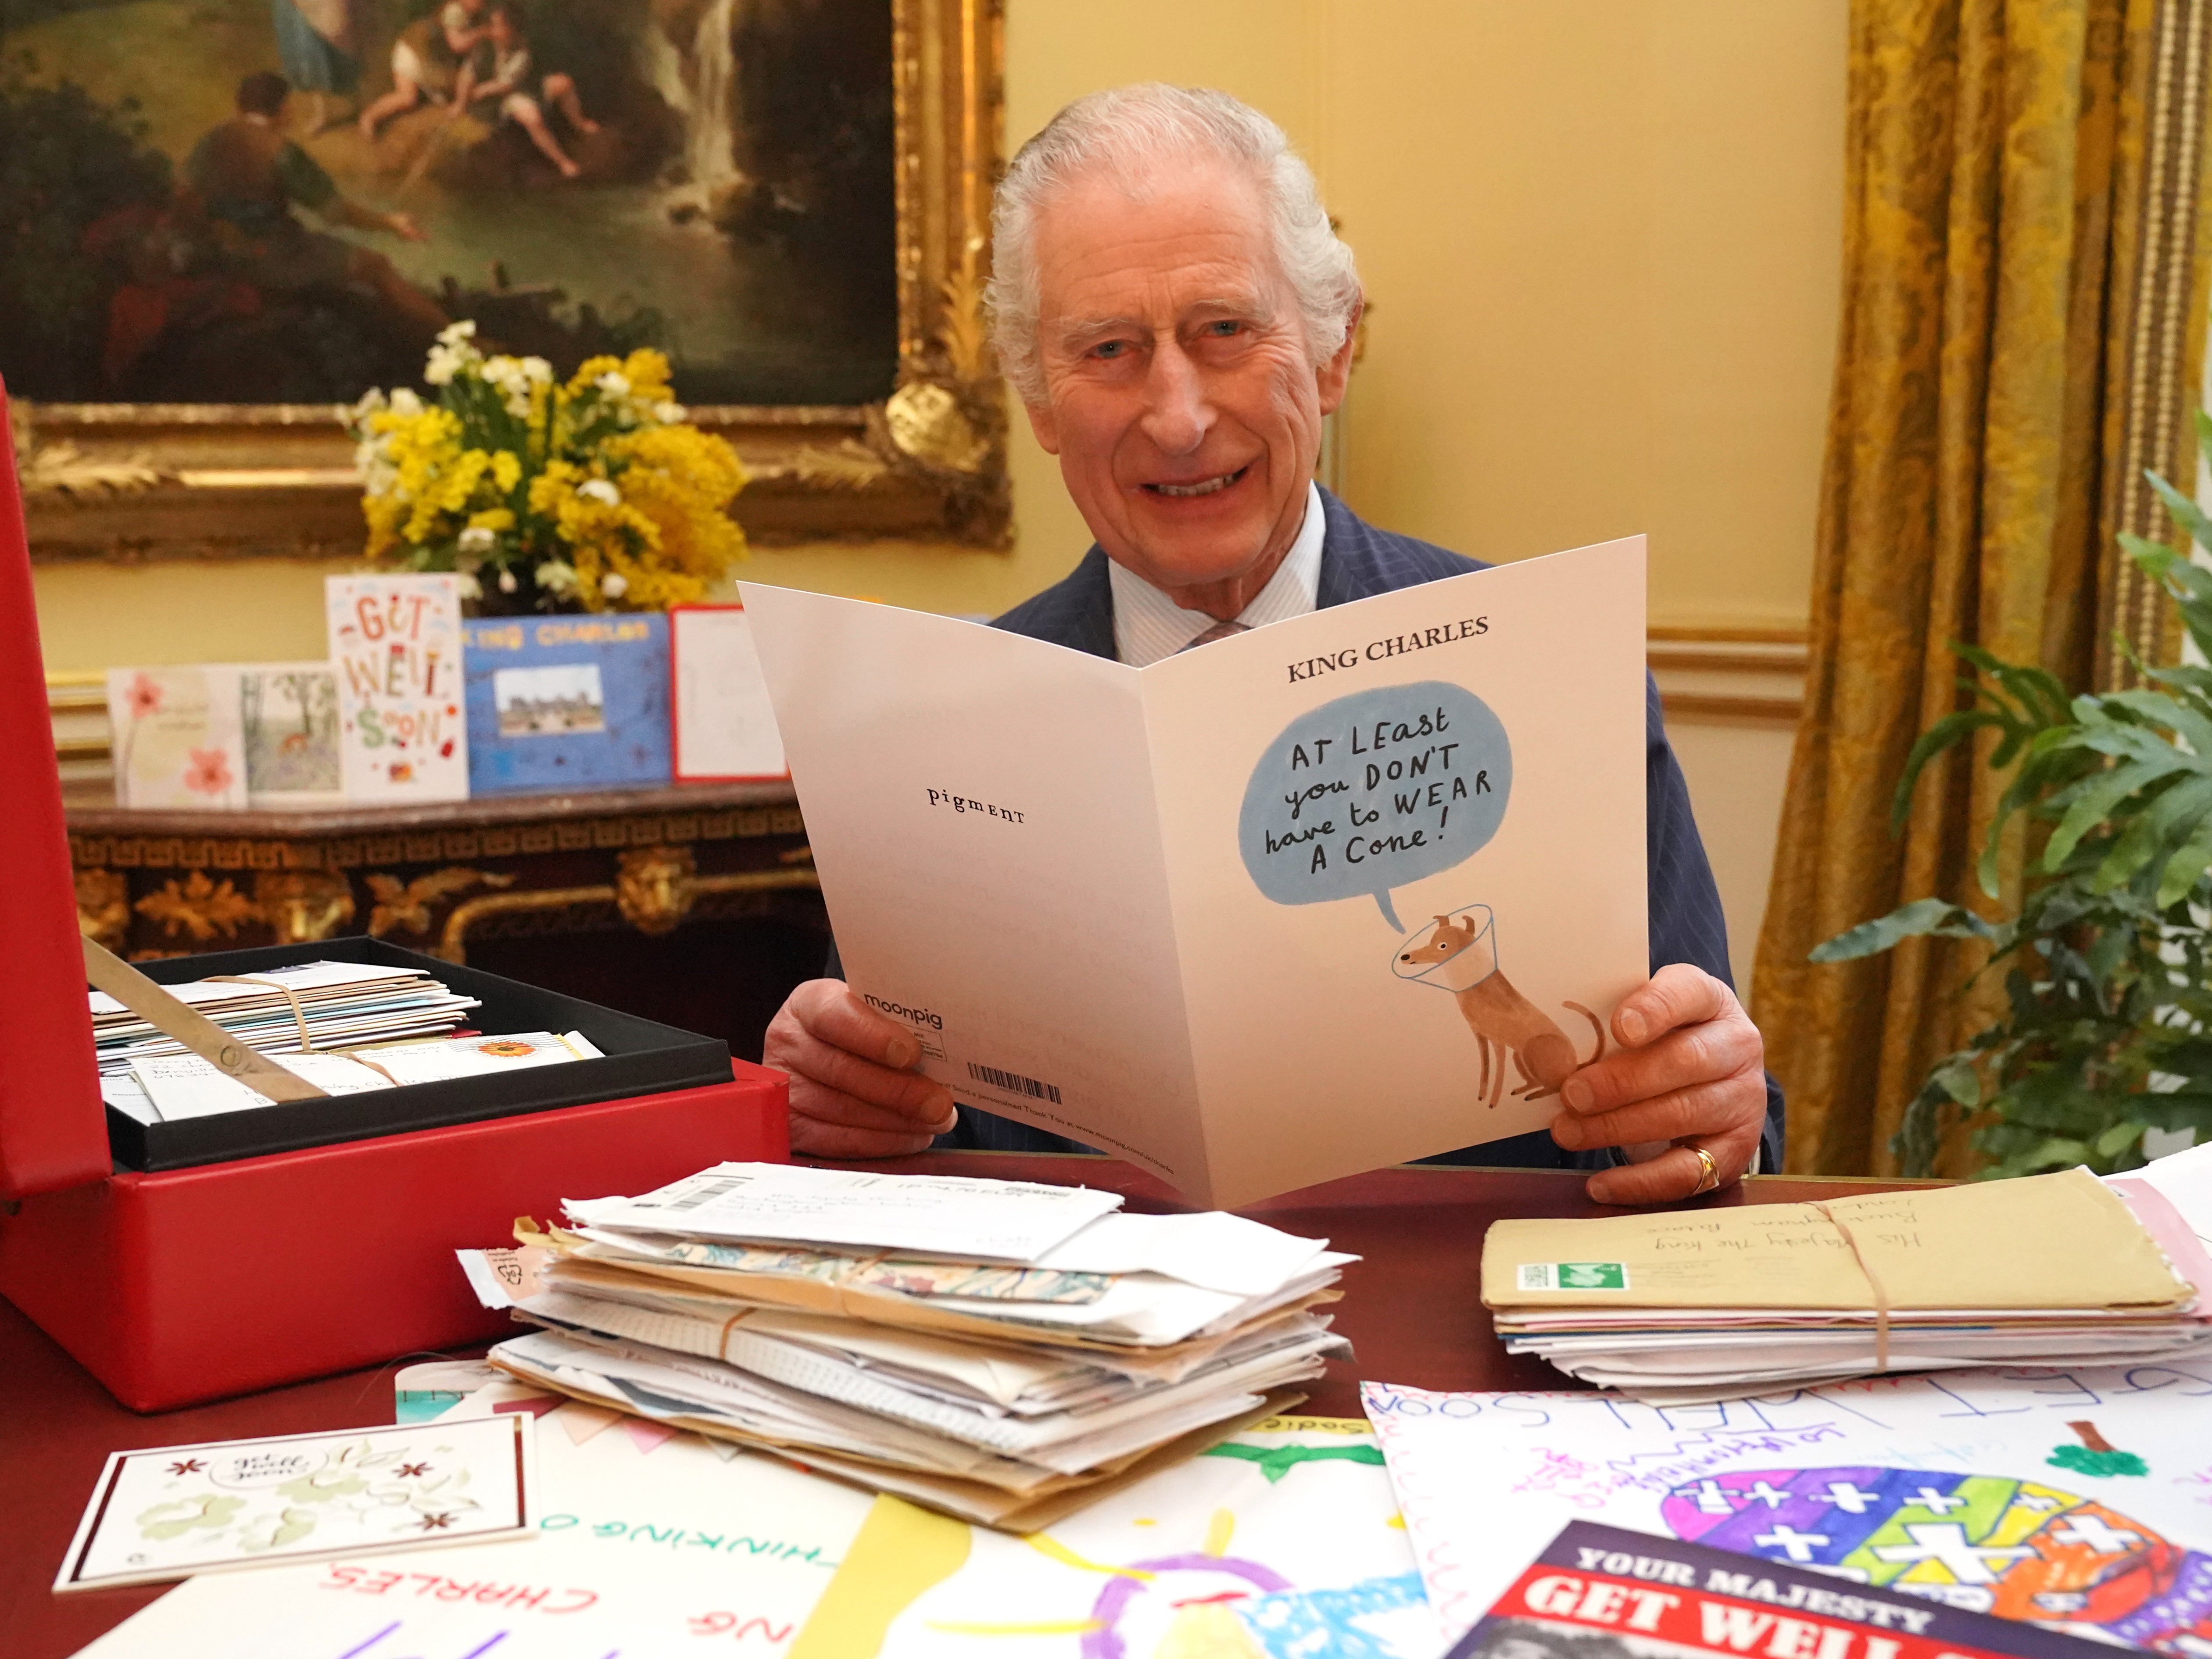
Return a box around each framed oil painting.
[5,0,1006,554]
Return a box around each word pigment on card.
[1239,681,1512,930]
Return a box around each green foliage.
[1814,414,2212,1178]
[0,52,173,396]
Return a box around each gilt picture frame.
[11,0,1007,559]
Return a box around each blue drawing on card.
[1237,681,1510,931]
[1238,1570,1432,1659]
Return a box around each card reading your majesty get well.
[56,1414,535,1591]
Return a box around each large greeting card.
[326,574,469,804]
[739,538,1648,1208]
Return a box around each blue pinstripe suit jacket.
[914,486,1786,1171]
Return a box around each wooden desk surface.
[0,1157,1920,1657]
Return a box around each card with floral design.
[104,665,249,811]
[57,1413,535,1590]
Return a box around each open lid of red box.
[0,382,112,1199]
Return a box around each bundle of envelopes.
[90,960,480,1074]
[1483,1162,2212,1403]
[461,1162,1354,1527]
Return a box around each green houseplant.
[1814,425,2212,1178]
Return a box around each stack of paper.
[462,1162,1355,1527]
[1483,1162,2212,1401]
[103,1030,601,1125]
[89,960,480,1075]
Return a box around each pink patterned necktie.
[1177,618,1250,653]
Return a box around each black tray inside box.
[104,937,734,1172]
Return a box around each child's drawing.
[1393,908,1605,1105]
[853,1417,1437,1659]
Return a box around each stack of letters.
[1483,1159,2212,1402]
[462,1162,1353,1527]
[91,960,479,1074]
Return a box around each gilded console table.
[64,782,826,1060]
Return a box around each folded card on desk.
[739,537,1649,1208]
[1446,1520,2117,1659]
[1482,1155,2212,1397]
[56,1415,535,1591]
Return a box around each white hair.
[986,83,1362,404]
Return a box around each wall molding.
[1648,626,1808,726]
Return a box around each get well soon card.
[740,538,1647,1208]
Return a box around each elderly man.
[765,84,1781,1205]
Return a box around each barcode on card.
[652,1174,748,1212]
[967,1062,1063,1106]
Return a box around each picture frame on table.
[7,0,1007,561]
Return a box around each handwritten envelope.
[1479,1167,2193,1312]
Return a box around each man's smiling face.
[1022,157,1356,619]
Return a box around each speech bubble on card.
[1238,681,1510,930]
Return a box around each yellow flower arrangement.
[348,322,747,613]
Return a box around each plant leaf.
[1811,898,1996,962]
[2046,758,2182,870]
[1890,710,2006,832]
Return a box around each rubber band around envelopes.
[1811,1199,1892,1370]
[712,1251,893,1361]
[206,974,317,1052]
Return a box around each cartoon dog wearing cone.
[1394,907,1606,1108]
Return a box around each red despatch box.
[0,383,790,1411]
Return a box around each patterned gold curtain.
[1752,0,2212,1176]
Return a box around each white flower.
[535,560,579,596]
[653,400,684,424]
[522,357,554,385]
[424,325,480,387]
[600,572,629,599]
[458,526,497,555]
[388,387,424,416]
[595,371,631,397]
[454,572,483,601]
[577,478,621,506]
[497,567,519,594]
[482,359,534,418]
[347,388,387,428]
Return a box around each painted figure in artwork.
[467,3,599,181]
[358,0,490,142]
[271,0,360,134]
[183,71,449,343]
